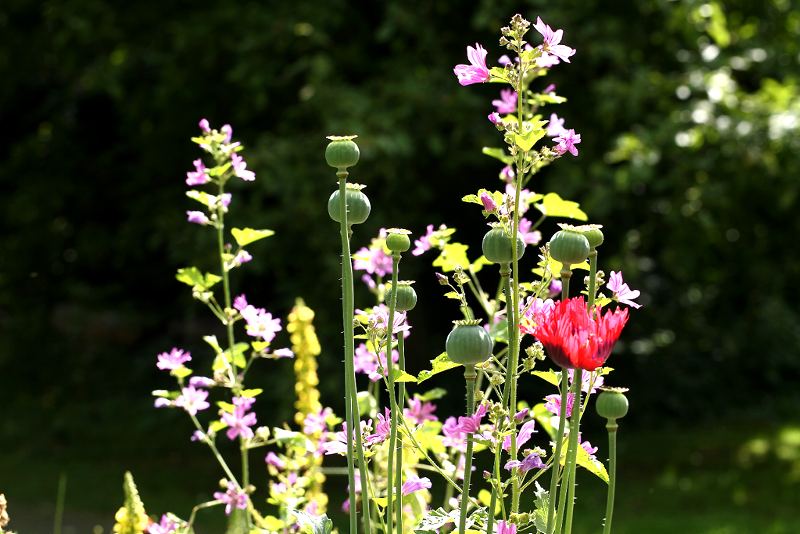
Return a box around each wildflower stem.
[545,357,570,531]
[587,250,598,309]
[485,440,502,534]
[396,333,407,534]
[215,182,237,386]
[602,420,619,534]
[509,166,523,514]
[400,417,461,493]
[189,414,239,484]
[557,372,583,534]
[386,253,401,534]
[336,171,371,534]
[458,365,477,534]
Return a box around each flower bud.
[328,183,371,225]
[387,281,417,311]
[482,226,526,264]
[325,135,360,170]
[386,228,412,253]
[446,320,493,366]
[549,227,590,266]
[595,388,629,421]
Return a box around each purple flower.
[569,369,604,394]
[500,165,515,184]
[581,436,599,459]
[147,515,179,534]
[607,271,642,309]
[488,112,502,125]
[189,376,215,388]
[514,408,529,421]
[265,451,285,470]
[492,89,517,114]
[231,153,255,181]
[304,407,333,435]
[548,279,562,298]
[191,430,206,442]
[175,386,210,415]
[272,348,294,359]
[412,224,437,256]
[442,416,466,450]
[198,118,211,133]
[353,238,394,276]
[519,297,555,335]
[233,294,248,311]
[503,419,537,451]
[537,53,561,68]
[221,396,257,440]
[504,452,544,473]
[156,347,191,371]
[480,192,498,212]
[230,249,253,268]
[454,43,491,86]
[404,397,438,425]
[518,218,542,245]
[498,55,512,66]
[544,392,575,418]
[239,303,282,342]
[186,159,211,186]
[186,211,210,225]
[401,476,432,496]
[457,403,487,434]
[553,129,582,157]
[213,481,248,515]
[366,408,391,445]
[546,113,568,137]
[533,17,576,63]
[219,193,232,209]
[497,520,517,534]
[221,124,233,143]
[544,83,557,93]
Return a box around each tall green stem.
[587,250,598,309]
[546,272,572,534]
[602,421,619,534]
[485,440,502,534]
[336,172,372,533]
[395,334,407,534]
[556,372,583,534]
[385,254,400,534]
[458,365,477,534]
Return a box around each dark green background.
[1,0,798,531]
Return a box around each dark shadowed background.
[1,0,799,532]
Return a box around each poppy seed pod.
[446,320,493,366]
[386,228,412,253]
[595,388,629,421]
[482,226,526,264]
[388,281,417,312]
[549,229,590,266]
[574,224,604,250]
[325,135,360,170]
[328,184,371,225]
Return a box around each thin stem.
[190,414,239,484]
[53,473,66,534]
[556,373,583,534]
[587,250,598,309]
[400,416,462,493]
[215,182,237,386]
[602,422,619,534]
[459,365,477,534]
[386,254,400,534]
[545,371,570,534]
[509,173,523,513]
[485,440,502,534]
[396,334,407,534]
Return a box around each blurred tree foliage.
[1,0,799,458]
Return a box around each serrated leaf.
[488,66,510,83]
[231,227,275,247]
[535,192,588,221]
[481,147,513,165]
[432,242,470,273]
[417,353,460,383]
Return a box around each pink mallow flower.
[533,17,576,64]
[553,129,581,157]
[546,113,568,137]
[480,192,498,212]
[518,218,542,245]
[213,481,248,515]
[497,520,517,534]
[156,347,191,371]
[147,515,179,534]
[504,452,545,473]
[544,392,575,418]
[405,397,438,425]
[488,112,502,125]
[457,403,488,434]
[519,297,555,336]
[402,476,432,496]
[221,396,257,440]
[354,245,393,277]
[366,408,392,445]
[454,43,491,86]
[186,211,210,225]
[581,435,599,460]
[231,153,255,181]
[503,419,537,451]
[607,271,642,309]
[186,159,210,186]
[236,296,282,342]
[569,369,604,394]
[175,386,210,416]
[221,124,233,143]
[412,224,442,256]
[492,89,517,114]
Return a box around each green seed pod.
[325,135,360,170]
[386,228,411,253]
[482,227,526,264]
[595,388,629,420]
[388,281,417,311]
[446,320,493,366]
[572,224,604,250]
[328,184,371,225]
[549,228,590,266]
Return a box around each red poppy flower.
[532,296,629,370]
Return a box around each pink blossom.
[548,279,563,298]
[492,89,517,114]
[412,224,437,256]
[213,481,248,515]
[453,43,491,86]
[239,302,282,342]
[569,369,604,394]
[198,118,211,133]
[553,128,581,157]
[442,416,466,450]
[546,113,568,137]
[520,297,555,335]
[607,271,642,309]
[533,17,576,63]
[503,419,537,451]
[537,53,561,68]
[498,55,512,66]
[189,376,215,388]
[497,520,517,534]
[230,249,252,268]
[366,408,391,445]
[272,348,294,358]
[518,218,541,245]
[514,408,529,421]
[175,386,210,416]
[186,211,210,225]
[544,392,575,418]
[401,476,432,496]
[221,396,257,440]
[544,84,557,93]
[488,112,502,124]
[580,435,598,459]
[500,165,515,183]
[147,515,179,534]
[186,159,210,186]
[404,397,438,425]
[156,347,191,371]
[265,452,285,470]
[353,245,393,277]
[221,124,233,143]
[480,192,498,212]
[304,407,333,435]
[219,193,232,209]
[231,153,255,181]
[504,452,545,473]
[457,403,487,434]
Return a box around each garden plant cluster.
[11,13,645,534]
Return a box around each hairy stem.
[602,420,619,534]
[396,333,407,534]
[386,254,400,534]
[459,365,477,534]
[556,372,583,534]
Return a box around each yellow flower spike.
[112,472,149,534]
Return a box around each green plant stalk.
[385,253,400,534]
[587,250,598,309]
[545,270,572,534]
[53,472,66,534]
[602,420,619,534]
[336,171,371,533]
[396,333,407,534]
[485,440,503,534]
[459,365,478,534]
[556,371,583,534]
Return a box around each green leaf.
[217,401,235,413]
[481,147,513,165]
[291,511,333,534]
[185,190,216,208]
[443,291,461,300]
[170,367,192,379]
[417,388,447,402]
[534,192,588,221]
[577,444,609,483]
[531,370,561,387]
[240,388,263,397]
[432,242,470,273]
[203,335,222,353]
[231,227,275,247]
[209,420,228,434]
[371,497,388,509]
[470,255,492,274]
[417,352,460,383]
[221,342,249,368]
[514,129,545,152]
[251,340,270,352]
[391,369,418,383]
[488,66,510,83]
[176,267,222,290]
